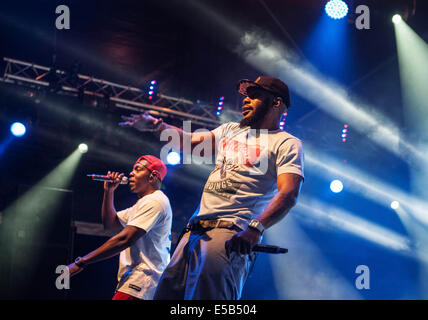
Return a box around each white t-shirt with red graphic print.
[115,190,172,299]
[194,122,304,231]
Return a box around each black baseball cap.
[237,76,290,108]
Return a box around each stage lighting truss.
[1,57,220,129]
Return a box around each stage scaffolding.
[1,57,222,128]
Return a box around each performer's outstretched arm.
[119,112,215,154]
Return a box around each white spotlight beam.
[295,196,412,254]
[266,216,362,299]
[265,195,415,299]
[158,0,421,165]
[394,19,428,297]
[394,20,428,201]
[3,148,83,266]
[305,144,428,226]
[237,32,425,165]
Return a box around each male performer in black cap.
[120,76,304,299]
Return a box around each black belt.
[177,219,258,270]
[177,219,241,244]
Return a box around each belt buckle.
[214,219,221,228]
[199,219,220,229]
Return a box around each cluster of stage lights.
[279,112,287,130]
[216,96,225,116]
[341,124,348,142]
[325,1,404,24]
[11,119,173,163]
[11,120,89,155]
[148,80,157,100]
[329,177,400,212]
[325,0,349,20]
[329,179,400,210]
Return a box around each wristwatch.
[248,219,265,234]
[74,257,87,268]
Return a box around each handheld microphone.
[87,174,129,184]
[252,244,288,254]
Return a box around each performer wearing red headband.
[67,155,172,300]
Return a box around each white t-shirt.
[115,190,172,299]
[193,122,304,230]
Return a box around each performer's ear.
[273,97,282,108]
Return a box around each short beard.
[239,97,272,128]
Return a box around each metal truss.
[1,57,221,128]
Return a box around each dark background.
[0,0,425,299]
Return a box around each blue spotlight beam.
[0,136,15,156]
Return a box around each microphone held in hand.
[87,174,129,184]
[252,244,288,254]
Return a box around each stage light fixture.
[216,96,225,117]
[325,0,349,20]
[10,122,26,137]
[147,80,158,101]
[340,124,348,142]
[279,112,287,130]
[78,143,88,154]
[391,201,400,210]
[166,151,180,165]
[392,14,402,24]
[330,179,343,193]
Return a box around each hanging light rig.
[148,80,157,101]
[279,112,287,130]
[342,124,348,142]
[216,96,224,116]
